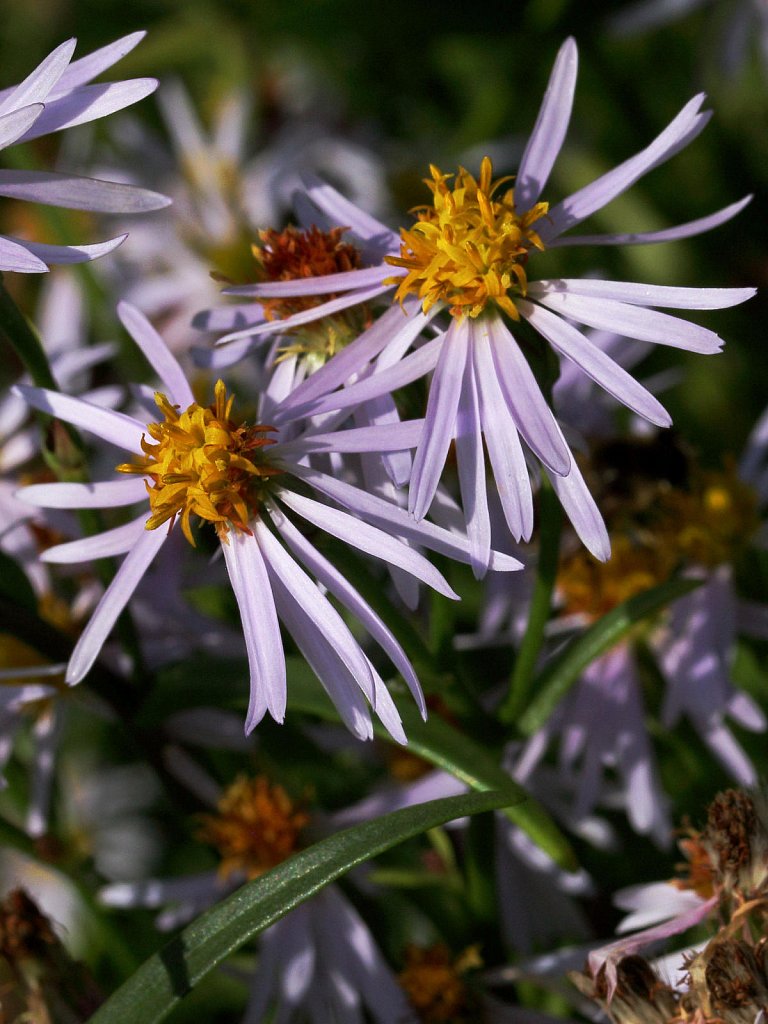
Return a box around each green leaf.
[0,550,37,615]
[0,277,58,392]
[519,576,703,735]
[88,790,517,1024]
[285,661,577,871]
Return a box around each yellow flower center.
[660,468,759,568]
[557,535,676,620]
[116,380,281,546]
[384,157,548,320]
[196,775,309,880]
[398,944,482,1023]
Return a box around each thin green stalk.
[0,276,59,391]
[498,478,562,725]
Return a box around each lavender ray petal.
[49,32,147,95]
[193,335,263,369]
[456,329,491,577]
[0,170,170,213]
[191,304,265,332]
[362,392,411,488]
[298,173,399,247]
[286,336,442,424]
[0,236,48,273]
[409,318,469,520]
[533,290,722,353]
[546,460,610,561]
[487,314,571,476]
[41,514,147,563]
[315,887,413,1020]
[519,299,671,426]
[117,302,195,407]
[281,419,423,457]
[268,572,374,740]
[290,464,524,572]
[66,527,167,684]
[13,384,145,451]
[275,490,457,600]
[0,104,44,149]
[549,195,752,248]
[588,894,719,1000]
[529,277,755,310]
[0,39,76,115]
[6,234,128,265]
[255,519,376,703]
[17,478,148,509]
[224,265,394,297]
[515,38,578,213]
[221,528,286,729]
[18,80,161,142]
[270,506,426,715]
[541,94,710,242]
[474,326,533,541]
[274,300,430,420]
[214,284,388,347]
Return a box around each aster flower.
[208,37,754,574]
[100,76,389,351]
[100,773,417,1023]
[0,32,169,272]
[14,301,521,740]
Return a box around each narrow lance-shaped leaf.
[286,665,577,871]
[519,576,702,735]
[88,790,518,1024]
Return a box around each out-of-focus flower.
[608,0,768,79]
[209,37,753,574]
[101,77,389,352]
[101,772,416,1023]
[15,302,521,740]
[0,32,168,273]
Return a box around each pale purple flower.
[202,37,754,575]
[517,644,673,845]
[608,0,768,77]
[102,874,414,1023]
[0,32,169,272]
[14,301,521,741]
[100,76,390,353]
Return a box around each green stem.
[0,276,59,391]
[498,478,562,725]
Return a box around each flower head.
[15,301,521,739]
[385,158,547,320]
[209,37,755,574]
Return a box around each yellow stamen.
[385,157,548,319]
[660,466,759,568]
[116,381,281,546]
[196,775,309,880]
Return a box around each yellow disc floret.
[116,380,281,546]
[384,157,548,320]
